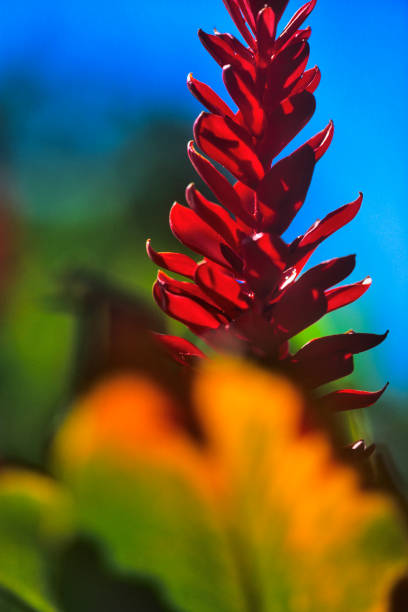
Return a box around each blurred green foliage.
[0,113,197,464]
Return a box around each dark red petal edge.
[153,332,207,366]
[319,384,389,412]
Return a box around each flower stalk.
[147,0,387,416]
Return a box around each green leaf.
[0,469,73,612]
[63,460,246,612]
[0,587,41,612]
[55,538,177,612]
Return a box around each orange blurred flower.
[54,359,408,612]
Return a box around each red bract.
[147,0,387,412]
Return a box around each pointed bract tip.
[349,439,376,456]
[310,120,334,161]
[372,381,389,396]
[365,443,376,456]
[369,381,390,401]
[332,253,356,267]
[373,329,389,343]
[351,439,365,451]
[353,192,363,208]
[146,238,154,259]
[185,182,195,200]
[169,201,179,223]
[377,329,390,344]
[193,113,206,142]
[195,110,206,123]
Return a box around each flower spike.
[148,0,387,415]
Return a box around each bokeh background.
[0,0,407,481]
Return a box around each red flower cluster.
[147,0,387,414]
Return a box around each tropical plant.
[147,0,388,422]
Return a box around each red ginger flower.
[147,0,388,413]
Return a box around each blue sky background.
[0,0,407,395]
